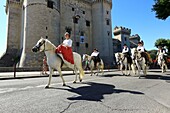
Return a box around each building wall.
[19,0,60,67]
[60,0,92,55]
[4,0,114,67]
[6,0,22,54]
[92,0,113,65]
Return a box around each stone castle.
[0,0,113,67]
[113,26,140,53]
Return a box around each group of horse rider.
[121,40,168,65]
[54,32,101,68]
[52,31,168,69]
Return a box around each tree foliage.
[155,38,170,55]
[155,38,167,47]
[148,50,157,60]
[152,0,170,20]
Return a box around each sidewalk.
[0,69,117,80]
[0,71,74,80]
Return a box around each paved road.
[0,70,170,113]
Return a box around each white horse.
[131,48,147,78]
[82,54,104,76]
[32,38,84,87]
[115,53,132,76]
[157,53,168,73]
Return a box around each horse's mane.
[45,39,57,48]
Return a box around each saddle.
[56,53,64,68]
[92,56,101,67]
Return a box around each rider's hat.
[94,48,98,51]
[158,46,162,48]
[64,32,70,36]
[138,41,142,44]
[123,44,127,46]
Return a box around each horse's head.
[32,37,46,52]
[131,48,138,59]
[82,54,90,62]
[115,53,121,63]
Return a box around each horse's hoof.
[73,81,76,83]
[45,86,49,89]
[80,79,82,82]
[63,84,66,86]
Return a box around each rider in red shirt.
[55,32,74,64]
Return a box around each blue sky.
[0,0,170,56]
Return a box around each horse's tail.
[101,59,104,69]
[79,61,85,79]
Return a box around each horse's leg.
[75,62,84,82]
[101,63,104,75]
[45,67,53,88]
[73,67,78,83]
[124,64,127,75]
[57,68,66,86]
[96,63,99,76]
[128,64,131,76]
[142,63,147,76]
[131,64,136,75]
[120,64,124,75]
[136,61,141,78]
[90,62,94,76]
[162,62,165,73]
[79,67,84,82]
[165,63,168,72]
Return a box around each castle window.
[72,8,75,11]
[86,20,90,26]
[85,43,88,48]
[73,17,78,24]
[47,0,53,9]
[106,11,109,14]
[107,31,110,36]
[106,19,110,25]
[83,11,85,14]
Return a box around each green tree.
[166,39,170,55]
[154,38,167,47]
[155,38,170,55]
[148,50,157,60]
[152,0,170,20]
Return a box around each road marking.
[0,77,103,94]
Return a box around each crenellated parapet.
[113,26,131,35]
[5,0,23,14]
[91,0,112,8]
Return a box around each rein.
[42,41,55,52]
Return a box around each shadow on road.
[50,82,144,101]
[99,74,123,77]
[143,74,170,83]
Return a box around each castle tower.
[92,0,113,66]
[113,26,131,49]
[59,0,93,55]
[19,0,60,67]
[0,0,22,67]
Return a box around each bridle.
[117,54,125,63]
[134,51,143,62]
[36,40,54,52]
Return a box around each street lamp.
[73,14,80,52]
